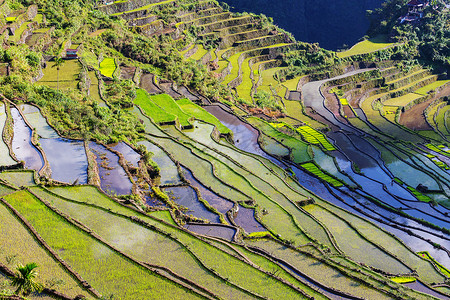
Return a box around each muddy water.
[89,142,132,195]
[163,186,221,223]
[184,223,236,241]
[234,205,266,233]
[40,138,88,184]
[110,142,141,168]
[0,103,16,166]
[11,108,44,171]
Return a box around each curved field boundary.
[0,197,101,298]
[160,126,317,242]
[164,123,345,252]
[146,132,315,246]
[38,186,312,299]
[4,98,50,177]
[324,186,450,282]
[312,203,414,274]
[25,188,215,300]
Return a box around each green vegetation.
[247,117,311,163]
[337,35,395,58]
[390,276,416,284]
[417,251,450,278]
[296,125,335,150]
[134,89,176,124]
[3,190,201,299]
[99,57,116,78]
[177,98,231,134]
[300,163,343,187]
[415,80,450,95]
[149,94,192,127]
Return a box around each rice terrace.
[0,0,449,299]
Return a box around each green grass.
[0,200,89,297]
[407,186,433,203]
[283,76,304,91]
[414,80,450,95]
[318,197,445,284]
[284,100,328,130]
[382,93,422,107]
[177,98,231,134]
[304,204,410,275]
[3,190,200,299]
[9,21,32,43]
[235,57,254,104]
[0,171,35,188]
[340,98,349,105]
[45,185,316,299]
[37,60,81,90]
[417,251,450,277]
[33,28,50,33]
[30,187,249,299]
[6,17,16,22]
[247,117,311,163]
[111,0,175,16]
[81,50,98,69]
[248,239,392,300]
[188,44,209,61]
[300,163,343,187]
[99,57,116,78]
[390,277,416,283]
[296,125,335,151]
[337,35,395,58]
[134,89,176,124]
[149,94,192,127]
[32,14,43,23]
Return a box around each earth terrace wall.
[200,23,255,41]
[386,69,432,91]
[218,29,268,49]
[200,15,254,35]
[37,185,280,299]
[255,60,283,89]
[98,0,166,15]
[177,7,222,24]
[5,99,50,178]
[0,197,101,298]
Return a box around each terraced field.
[1,0,450,299]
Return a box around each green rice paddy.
[99,57,116,78]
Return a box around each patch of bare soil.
[400,86,450,131]
[139,73,161,94]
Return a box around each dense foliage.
[368,0,450,72]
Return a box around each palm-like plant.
[53,56,65,90]
[11,262,43,296]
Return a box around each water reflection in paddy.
[11,108,43,171]
[89,142,132,195]
[184,223,236,241]
[182,167,234,217]
[110,142,141,168]
[234,205,265,233]
[40,138,88,184]
[0,103,15,166]
[163,186,220,223]
[137,140,181,185]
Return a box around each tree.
[53,57,65,90]
[11,262,43,296]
